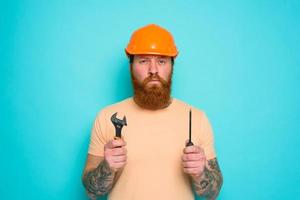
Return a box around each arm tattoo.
[192,158,223,200]
[82,159,115,199]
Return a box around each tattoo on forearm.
[193,158,223,200]
[82,160,115,199]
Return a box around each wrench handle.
[115,127,122,138]
[113,128,123,148]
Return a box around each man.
[82,24,223,200]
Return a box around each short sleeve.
[199,112,216,160]
[88,110,108,157]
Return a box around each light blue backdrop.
[1,0,299,199]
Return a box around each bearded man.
[82,24,223,200]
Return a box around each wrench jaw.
[111,112,127,139]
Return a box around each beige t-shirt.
[88,97,216,200]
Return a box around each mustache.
[142,74,167,86]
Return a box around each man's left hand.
[182,144,206,178]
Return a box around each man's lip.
[148,80,160,83]
[149,79,159,81]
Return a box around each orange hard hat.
[125,24,178,57]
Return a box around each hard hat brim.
[125,48,178,58]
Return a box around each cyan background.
[1,0,299,199]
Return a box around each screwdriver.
[186,109,194,147]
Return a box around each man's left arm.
[191,158,223,199]
[182,146,223,200]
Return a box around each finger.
[104,140,116,149]
[106,156,126,166]
[111,147,127,156]
[105,139,126,149]
[183,146,202,154]
[105,147,127,157]
[111,155,127,163]
[182,153,205,161]
[112,139,126,147]
[182,161,204,168]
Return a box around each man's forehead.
[135,55,170,59]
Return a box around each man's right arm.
[82,139,127,199]
[82,155,115,199]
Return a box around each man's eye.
[158,60,166,64]
[139,60,147,64]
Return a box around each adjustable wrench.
[111,112,127,139]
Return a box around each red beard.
[131,68,173,110]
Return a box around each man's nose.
[148,59,158,75]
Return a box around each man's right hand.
[104,139,127,172]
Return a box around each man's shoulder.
[95,97,134,118]
[173,97,206,115]
[103,97,133,110]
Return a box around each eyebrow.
[137,56,168,59]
